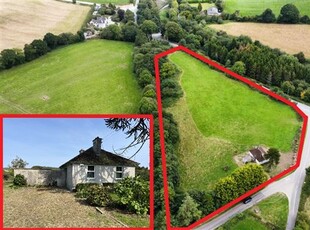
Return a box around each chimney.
[92,137,102,156]
[79,149,84,154]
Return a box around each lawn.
[0,40,141,114]
[3,184,149,227]
[219,193,289,229]
[189,2,213,10]
[0,0,90,51]
[168,52,301,190]
[209,23,310,57]
[81,0,131,5]
[224,0,310,16]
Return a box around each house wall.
[70,164,135,189]
[14,169,66,187]
[66,165,73,190]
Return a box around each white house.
[89,16,106,28]
[207,6,221,16]
[242,146,270,165]
[60,137,138,190]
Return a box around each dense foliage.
[296,167,310,229]
[13,174,27,187]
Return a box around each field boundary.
[154,45,308,229]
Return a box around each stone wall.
[14,169,66,187]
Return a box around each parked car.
[242,196,252,204]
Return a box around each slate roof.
[59,147,139,168]
[249,147,267,162]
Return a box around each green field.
[220,193,289,229]
[0,40,141,114]
[80,0,130,5]
[168,52,301,190]
[224,0,310,16]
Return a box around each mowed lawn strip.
[0,0,90,51]
[3,185,149,227]
[209,23,310,58]
[220,193,289,229]
[80,0,130,5]
[0,40,141,114]
[168,52,301,190]
[224,0,310,16]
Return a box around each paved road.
[196,103,310,230]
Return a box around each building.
[242,146,270,165]
[207,6,221,16]
[15,137,139,191]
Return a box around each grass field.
[224,0,310,16]
[168,52,301,190]
[3,184,148,227]
[220,193,288,229]
[189,2,213,10]
[81,0,131,4]
[0,0,90,51]
[209,23,310,57]
[0,40,141,114]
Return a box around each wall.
[14,169,66,187]
[71,164,135,188]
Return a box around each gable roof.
[249,147,267,162]
[59,147,139,168]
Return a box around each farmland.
[0,40,141,114]
[3,184,148,228]
[209,23,310,57]
[220,193,289,229]
[168,52,301,190]
[0,0,90,51]
[224,0,310,16]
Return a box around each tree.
[302,88,310,103]
[300,15,310,24]
[139,97,157,114]
[294,52,307,64]
[259,8,276,23]
[138,69,153,87]
[189,190,216,215]
[165,21,184,42]
[9,156,28,169]
[214,177,239,205]
[278,4,300,24]
[140,20,158,37]
[122,22,138,42]
[135,29,149,46]
[0,49,25,69]
[100,24,122,40]
[105,118,150,158]
[117,9,125,21]
[124,9,135,22]
[176,194,202,226]
[160,62,178,79]
[265,148,281,166]
[43,32,58,50]
[197,2,202,12]
[281,81,295,94]
[24,39,48,61]
[231,61,246,75]
[215,0,224,12]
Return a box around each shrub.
[13,174,27,186]
[75,183,98,198]
[114,176,149,215]
[86,184,112,207]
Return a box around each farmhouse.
[243,147,270,165]
[89,16,106,28]
[207,6,221,16]
[15,137,139,191]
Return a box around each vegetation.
[79,0,131,4]
[223,0,310,17]
[13,174,27,187]
[0,40,141,113]
[220,193,289,229]
[265,148,281,167]
[9,156,28,169]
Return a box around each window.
[116,166,123,179]
[87,165,95,179]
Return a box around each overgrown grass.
[0,40,141,114]
[224,0,310,16]
[219,193,289,229]
[168,52,301,190]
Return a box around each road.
[196,102,310,230]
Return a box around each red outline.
[1,114,154,230]
[154,46,308,229]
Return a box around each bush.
[75,183,98,198]
[86,184,112,207]
[13,174,27,186]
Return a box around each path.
[0,96,31,114]
[196,102,310,230]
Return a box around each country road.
[196,102,310,230]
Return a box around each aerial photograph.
[0,0,310,229]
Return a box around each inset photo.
[2,115,153,229]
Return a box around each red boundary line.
[0,114,154,230]
[154,45,309,229]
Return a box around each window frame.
[87,165,95,179]
[115,166,123,180]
